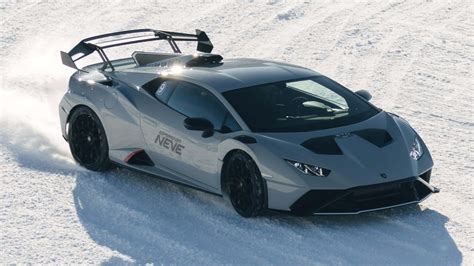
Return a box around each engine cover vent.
[185,54,223,67]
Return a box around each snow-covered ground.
[1,0,473,264]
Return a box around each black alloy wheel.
[68,106,110,171]
[224,151,266,217]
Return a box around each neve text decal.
[154,131,185,155]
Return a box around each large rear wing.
[60,28,213,71]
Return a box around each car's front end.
[222,75,438,215]
[249,111,438,215]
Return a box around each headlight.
[285,159,331,177]
[409,137,423,160]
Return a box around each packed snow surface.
[0,0,473,264]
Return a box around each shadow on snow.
[72,169,462,265]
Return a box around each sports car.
[59,29,439,217]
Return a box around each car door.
[141,79,241,190]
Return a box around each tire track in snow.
[228,2,360,60]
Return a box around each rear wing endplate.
[60,29,213,72]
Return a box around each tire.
[68,106,111,171]
[223,151,266,217]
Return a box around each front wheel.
[68,106,111,171]
[223,151,266,217]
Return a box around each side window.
[167,82,238,132]
[154,80,177,103]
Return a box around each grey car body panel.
[60,55,434,212]
[111,58,318,92]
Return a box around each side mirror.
[183,117,214,137]
[355,89,372,101]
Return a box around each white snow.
[0,0,473,264]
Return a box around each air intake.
[301,136,343,155]
[124,149,155,166]
[352,129,393,148]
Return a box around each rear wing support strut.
[60,29,213,71]
[96,48,114,71]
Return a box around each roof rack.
[60,29,213,72]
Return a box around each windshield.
[223,76,379,132]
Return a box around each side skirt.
[111,160,222,197]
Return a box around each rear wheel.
[224,151,266,217]
[68,106,110,171]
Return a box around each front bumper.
[290,176,439,215]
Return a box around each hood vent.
[301,136,343,155]
[301,129,392,155]
[353,129,393,148]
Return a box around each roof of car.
[117,57,320,92]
